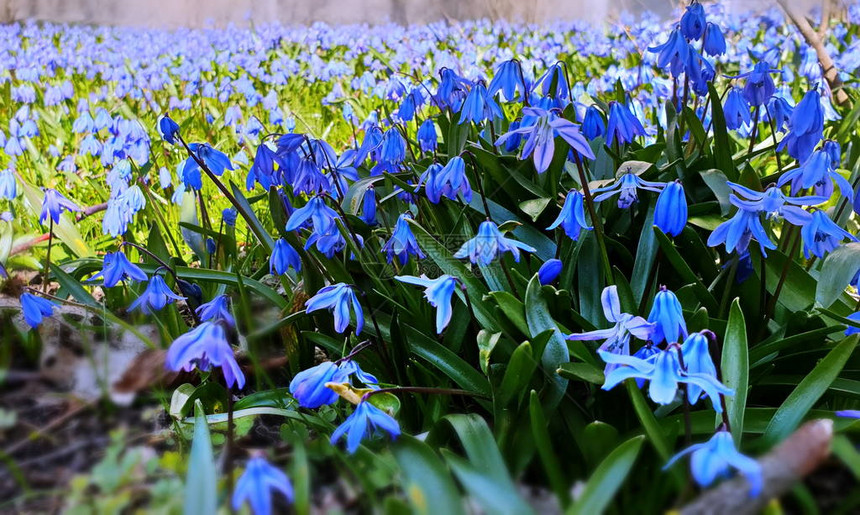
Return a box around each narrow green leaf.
[566,436,645,515]
[709,83,736,181]
[530,391,570,507]
[444,451,534,515]
[626,380,673,461]
[761,335,857,446]
[403,325,491,397]
[816,242,860,308]
[497,342,537,406]
[51,263,99,307]
[184,400,217,515]
[525,275,569,409]
[722,299,749,445]
[393,436,465,515]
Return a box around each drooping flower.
[779,88,824,163]
[89,251,147,287]
[290,361,351,408]
[285,196,339,235]
[129,275,185,314]
[39,188,80,225]
[648,28,690,78]
[417,118,438,153]
[330,400,401,454]
[538,259,563,285]
[567,286,655,372]
[548,190,592,240]
[158,115,180,144]
[593,172,665,209]
[681,331,719,402]
[723,88,751,131]
[270,238,302,274]
[454,220,536,266]
[434,156,473,202]
[600,346,733,409]
[605,101,647,146]
[654,180,688,237]
[196,294,235,328]
[165,321,245,389]
[737,62,778,107]
[844,312,860,336]
[382,213,425,264]
[495,107,594,173]
[488,59,528,102]
[666,430,763,497]
[728,182,823,225]
[680,1,706,41]
[581,106,606,140]
[20,293,58,329]
[305,283,364,335]
[232,456,294,515]
[359,187,377,226]
[777,149,853,200]
[395,274,458,333]
[222,208,238,227]
[800,210,857,259]
[703,22,726,56]
[0,169,17,199]
[533,62,570,101]
[707,201,776,256]
[648,287,688,345]
[459,83,502,125]
[183,142,234,177]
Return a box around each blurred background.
[0,0,820,27]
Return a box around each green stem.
[573,154,613,281]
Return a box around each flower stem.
[42,218,53,294]
[573,153,613,280]
[364,386,490,401]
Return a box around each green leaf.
[631,203,658,305]
[530,391,570,507]
[444,451,534,515]
[403,325,491,398]
[653,227,717,312]
[626,380,673,462]
[51,263,99,307]
[700,169,732,216]
[496,342,537,406]
[525,275,569,408]
[761,335,857,446]
[709,83,736,181]
[566,436,645,515]
[519,197,552,222]
[722,299,749,445]
[816,242,860,308]
[229,181,275,253]
[184,400,217,515]
[556,362,604,384]
[477,330,502,375]
[393,436,465,515]
[489,291,528,335]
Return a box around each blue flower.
[337,359,380,389]
[330,400,401,454]
[777,149,852,200]
[183,143,234,178]
[434,156,472,202]
[39,188,80,225]
[844,312,860,336]
[232,456,294,515]
[20,293,58,329]
[779,89,824,163]
[594,172,664,209]
[285,196,339,235]
[702,22,726,56]
[435,68,470,110]
[270,238,302,274]
[488,59,527,102]
[165,321,245,389]
[649,29,690,78]
[836,410,860,418]
[538,259,563,285]
[89,251,147,287]
[605,101,646,146]
[454,220,536,266]
[567,286,655,372]
[222,208,237,227]
[0,169,17,199]
[290,361,351,408]
[728,182,822,225]
[766,95,793,133]
[158,115,180,144]
[247,143,287,190]
[581,106,605,140]
[680,2,706,40]
[666,430,762,497]
[459,83,502,125]
[378,127,406,165]
[495,107,594,174]
[196,294,235,328]
[707,202,776,256]
[417,119,438,153]
[800,210,857,259]
[737,62,778,106]
[383,214,425,264]
[129,275,185,314]
[654,180,688,237]
[533,63,570,101]
[600,346,733,409]
[305,283,364,335]
[724,88,751,131]
[647,287,688,345]
[359,187,377,225]
[395,274,458,333]
[416,163,444,203]
[681,331,718,402]
[548,189,592,240]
